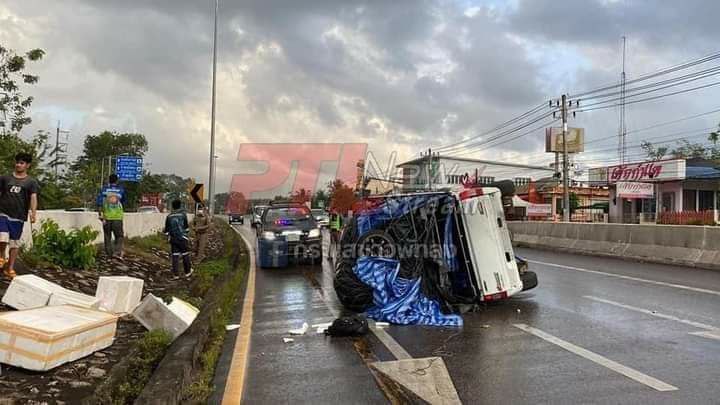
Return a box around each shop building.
[589,158,720,224]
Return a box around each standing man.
[328,209,343,261]
[96,174,126,260]
[164,199,193,278]
[192,205,211,262]
[0,153,39,279]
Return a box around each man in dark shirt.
[0,153,40,279]
[163,199,193,279]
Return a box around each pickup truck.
[334,186,537,314]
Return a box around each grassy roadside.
[184,223,249,402]
[91,220,248,404]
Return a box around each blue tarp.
[353,256,463,327]
[356,194,453,237]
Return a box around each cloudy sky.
[2,0,720,194]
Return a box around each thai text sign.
[592,159,686,184]
[527,203,552,216]
[617,182,654,199]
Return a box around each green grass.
[183,222,248,402]
[127,232,169,251]
[110,330,173,405]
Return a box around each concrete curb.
[509,221,720,271]
[132,224,247,404]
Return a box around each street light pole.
[207,0,219,215]
[562,94,570,222]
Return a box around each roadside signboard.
[590,159,686,184]
[190,183,204,205]
[527,203,552,216]
[116,156,143,182]
[545,127,585,153]
[617,182,654,199]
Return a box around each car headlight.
[308,228,320,238]
[261,231,276,240]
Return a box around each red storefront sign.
[605,159,685,184]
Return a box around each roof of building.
[686,165,720,179]
[396,155,554,171]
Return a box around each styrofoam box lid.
[11,274,61,292]
[167,297,199,325]
[0,305,117,341]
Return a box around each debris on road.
[132,294,199,340]
[374,322,390,328]
[225,324,241,331]
[0,305,118,371]
[312,322,332,334]
[95,276,144,314]
[288,322,309,335]
[282,338,294,343]
[325,315,369,337]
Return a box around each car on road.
[137,205,160,214]
[251,205,268,228]
[228,212,244,224]
[256,203,322,267]
[311,209,329,228]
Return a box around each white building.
[397,155,555,192]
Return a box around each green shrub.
[112,330,173,405]
[29,219,99,269]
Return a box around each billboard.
[545,127,585,153]
[617,182,654,199]
[116,156,143,182]
[590,159,686,185]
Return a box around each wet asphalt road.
[219,223,720,404]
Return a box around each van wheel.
[356,230,396,259]
[521,271,538,291]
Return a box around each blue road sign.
[116,156,143,182]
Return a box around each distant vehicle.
[311,209,329,228]
[228,212,244,224]
[256,203,321,268]
[65,207,90,212]
[137,206,160,214]
[251,205,268,228]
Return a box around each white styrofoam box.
[0,305,118,371]
[1,275,56,310]
[95,276,144,314]
[132,294,199,340]
[48,288,101,309]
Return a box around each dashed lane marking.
[514,323,679,392]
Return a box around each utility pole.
[207,0,219,215]
[54,122,70,180]
[619,36,627,165]
[562,94,570,222]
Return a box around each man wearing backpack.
[164,199,193,279]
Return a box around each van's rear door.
[457,187,523,301]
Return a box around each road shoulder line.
[221,229,256,405]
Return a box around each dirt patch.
[0,224,226,405]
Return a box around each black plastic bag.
[325,315,369,337]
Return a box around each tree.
[312,189,329,209]
[327,179,357,214]
[0,45,45,133]
[640,141,668,161]
[569,192,579,214]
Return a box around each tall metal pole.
[619,36,627,165]
[207,0,219,215]
[562,94,570,222]
[55,121,60,179]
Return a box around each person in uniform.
[192,206,211,262]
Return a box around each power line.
[570,50,720,98]
[433,102,550,152]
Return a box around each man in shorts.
[0,153,39,279]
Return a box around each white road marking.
[513,323,679,392]
[689,330,720,341]
[583,296,718,331]
[529,260,720,297]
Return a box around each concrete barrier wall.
[18,211,194,246]
[508,221,720,270]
